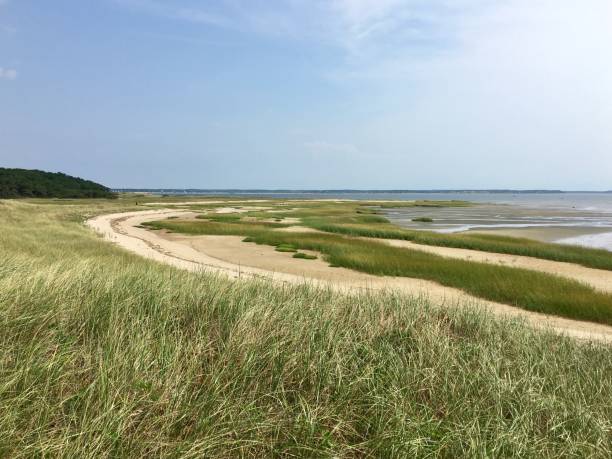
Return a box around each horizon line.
[113,188,612,194]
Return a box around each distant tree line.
[0,168,116,198]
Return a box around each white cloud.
[339,0,612,186]
[329,0,426,51]
[114,0,474,49]
[0,67,18,80]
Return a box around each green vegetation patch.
[196,213,243,223]
[143,219,289,234]
[275,243,298,253]
[312,221,612,271]
[293,252,318,260]
[412,217,434,223]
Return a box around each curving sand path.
[86,209,612,343]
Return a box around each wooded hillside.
[0,168,115,198]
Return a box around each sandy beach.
[87,208,612,342]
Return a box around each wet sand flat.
[386,202,612,250]
[467,226,612,242]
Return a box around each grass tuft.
[293,252,318,260]
[275,243,298,253]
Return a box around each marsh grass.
[277,201,612,271]
[275,243,298,253]
[148,218,612,325]
[312,221,612,271]
[184,200,612,272]
[196,213,243,222]
[195,200,612,272]
[293,252,318,260]
[1,199,611,457]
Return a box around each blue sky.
[1,0,611,189]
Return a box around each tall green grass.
[1,200,611,457]
[146,219,612,325]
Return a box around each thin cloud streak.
[0,67,18,80]
[109,0,512,86]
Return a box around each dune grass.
[1,199,612,457]
[145,218,612,325]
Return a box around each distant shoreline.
[114,189,611,194]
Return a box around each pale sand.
[274,225,322,233]
[86,209,612,343]
[214,206,272,214]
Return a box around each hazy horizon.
[113,187,612,193]
[1,1,611,190]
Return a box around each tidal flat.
[384,198,612,250]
